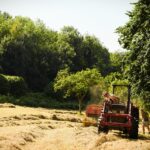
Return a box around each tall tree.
[60,26,84,71]
[117,0,150,108]
[117,0,150,110]
[110,51,126,73]
[59,27,110,75]
[0,12,112,92]
[82,35,110,75]
[0,15,58,91]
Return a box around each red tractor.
[98,84,139,139]
[86,84,139,139]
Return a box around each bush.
[0,74,9,95]
[0,95,15,103]
[5,75,28,97]
[16,92,80,109]
[0,92,84,110]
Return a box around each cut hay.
[82,117,97,127]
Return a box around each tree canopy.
[54,69,102,113]
[117,0,150,92]
[109,52,126,73]
[0,12,111,92]
[117,0,150,103]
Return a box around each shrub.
[0,74,9,95]
[0,92,82,110]
[0,95,15,103]
[16,92,80,109]
[5,75,28,96]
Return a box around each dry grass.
[0,103,16,108]
[95,133,119,146]
[82,117,97,127]
[0,103,149,150]
[91,132,150,150]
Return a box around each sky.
[0,0,137,52]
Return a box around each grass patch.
[0,93,84,110]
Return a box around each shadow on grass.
[112,130,150,141]
[138,134,150,140]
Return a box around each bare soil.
[0,103,149,150]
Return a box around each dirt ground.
[0,103,149,150]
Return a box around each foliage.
[139,91,150,111]
[104,72,122,91]
[54,68,102,113]
[111,79,129,86]
[59,26,83,72]
[81,35,110,75]
[110,52,126,73]
[117,0,150,97]
[5,75,27,96]
[0,95,15,103]
[0,74,27,96]
[111,79,130,104]
[89,80,106,104]
[0,93,80,110]
[0,74,9,95]
[1,11,135,109]
[104,72,129,103]
[0,15,58,91]
[0,12,111,92]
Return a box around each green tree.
[59,26,110,75]
[82,35,110,75]
[54,69,101,113]
[0,12,112,93]
[117,0,150,104]
[0,14,58,91]
[110,51,126,73]
[60,26,84,71]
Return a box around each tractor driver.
[103,92,120,104]
[103,92,120,112]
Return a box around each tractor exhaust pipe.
[127,85,131,114]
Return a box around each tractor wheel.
[98,125,101,134]
[123,128,128,134]
[98,125,109,134]
[129,107,139,139]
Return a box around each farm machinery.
[86,84,139,139]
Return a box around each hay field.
[0,103,149,150]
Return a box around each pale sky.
[0,0,137,52]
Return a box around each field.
[0,103,149,150]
